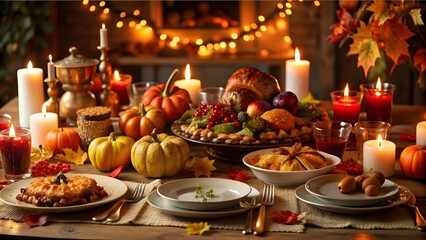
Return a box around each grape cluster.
[192,103,240,129]
[334,158,363,175]
[31,160,72,177]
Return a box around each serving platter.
[170,121,314,162]
[305,174,399,207]
[148,187,260,219]
[0,174,128,213]
[157,178,252,210]
[295,184,410,214]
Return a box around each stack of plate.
[147,178,260,218]
[295,174,411,214]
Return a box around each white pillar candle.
[285,48,310,100]
[173,64,201,105]
[100,24,108,48]
[363,136,396,177]
[416,121,426,146]
[29,104,58,148]
[47,54,55,80]
[17,61,44,128]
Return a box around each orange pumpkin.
[44,128,81,154]
[119,104,166,140]
[141,70,192,124]
[399,145,426,180]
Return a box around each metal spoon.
[405,192,426,231]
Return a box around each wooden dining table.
[0,97,425,240]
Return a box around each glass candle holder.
[111,73,132,106]
[330,90,362,125]
[360,83,396,123]
[354,121,391,163]
[0,127,31,181]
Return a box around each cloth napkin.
[0,175,417,233]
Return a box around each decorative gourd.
[399,145,426,180]
[119,104,166,140]
[141,69,192,124]
[44,128,81,154]
[88,132,135,172]
[131,132,190,178]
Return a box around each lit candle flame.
[9,124,16,138]
[375,77,382,96]
[295,47,300,62]
[185,64,191,81]
[344,83,349,98]
[27,61,33,69]
[114,70,120,81]
[102,23,106,29]
[377,135,383,147]
[42,103,47,118]
[49,54,53,63]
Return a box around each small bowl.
[243,148,341,186]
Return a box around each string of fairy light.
[82,0,321,54]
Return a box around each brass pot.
[54,47,99,85]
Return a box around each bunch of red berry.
[192,103,240,129]
[334,158,363,175]
[31,160,72,177]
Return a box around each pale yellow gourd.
[131,133,190,178]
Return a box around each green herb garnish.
[194,185,214,202]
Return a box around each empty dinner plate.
[157,178,252,210]
[305,174,399,207]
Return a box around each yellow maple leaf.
[410,9,424,26]
[56,147,87,165]
[189,156,216,177]
[185,222,210,235]
[367,0,388,22]
[30,146,54,163]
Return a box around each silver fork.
[254,184,275,236]
[92,182,146,222]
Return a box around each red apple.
[272,91,299,115]
[246,100,272,117]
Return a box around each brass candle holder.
[43,77,62,125]
[96,46,120,117]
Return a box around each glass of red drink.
[0,126,31,182]
[312,121,352,159]
[0,113,11,131]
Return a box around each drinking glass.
[128,82,159,107]
[198,87,225,105]
[312,121,352,159]
[355,121,391,163]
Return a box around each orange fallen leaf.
[56,147,87,165]
[189,156,216,177]
[185,222,210,235]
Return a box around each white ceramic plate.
[157,178,252,210]
[148,187,260,218]
[243,149,341,186]
[295,184,410,214]
[0,174,128,213]
[305,174,399,207]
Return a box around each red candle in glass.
[361,78,395,123]
[0,125,31,181]
[110,71,132,106]
[331,83,362,125]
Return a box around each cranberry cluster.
[31,160,71,177]
[192,103,240,129]
[334,158,363,175]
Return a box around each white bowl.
[243,149,341,186]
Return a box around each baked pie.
[16,173,108,207]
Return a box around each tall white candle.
[416,121,426,146]
[173,64,201,105]
[47,54,55,80]
[17,61,44,128]
[285,48,310,100]
[29,104,58,148]
[363,136,396,177]
[100,24,108,48]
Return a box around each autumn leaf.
[56,147,87,165]
[410,9,424,26]
[328,8,357,44]
[185,222,210,235]
[414,48,426,73]
[22,214,48,227]
[367,0,390,24]
[189,156,216,177]
[271,210,307,225]
[30,146,54,163]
